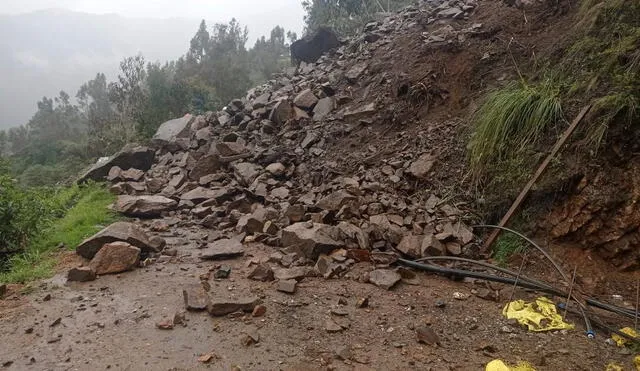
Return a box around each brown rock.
[252,305,267,317]
[248,264,274,282]
[313,97,336,121]
[120,168,145,181]
[156,318,174,330]
[199,239,244,260]
[76,222,155,259]
[107,166,122,181]
[265,163,286,176]
[368,269,401,290]
[445,242,462,256]
[281,222,343,259]
[114,195,177,218]
[395,235,423,258]
[183,285,211,311]
[316,190,358,212]
[181,187,220,204]
[273,266,311,281]
[269,99,293,125]
[215,142,248,157]
[325,319,344,333]
[416,325,440,345]
[67,267,96,282]
[285,205,306,222]
[207,296,260,316]
[232,162,262,186]
[78,145,155,183]
[89,242,140,275]
[408,153,436,179]
[421,234,445,257]
[189,155,221,181]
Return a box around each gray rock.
[345,63,368,82]
[313,97,336,121]
[248,264,274,282]
[368,269,401,290]
[277,279,297,294]
[215,142,248,157]
[120,168,145,181]
[316,190,357,211]
[265,163,286,177]
[189,155,221,181]
[281,222,344,259]
[78,146,155,183]
[181,187,221,204]
[233,162,262,186]
[274,266,312,281]
[269,100,293,125]
[395,235,423,258]
[114,195,177,218]
[76,222,155,259]
[343,102,376,118]
[152,115,195,150]
[207,296,260,316]
[199,239,244,260]
[421,234,444,256]
[293,89,318,109]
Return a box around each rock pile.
[74,0,483,287]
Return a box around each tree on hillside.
[77,73,115,140]
[250,26,291,82]
[188,20,210,64]
[301,0,416,35]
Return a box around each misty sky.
[1,0,306,43]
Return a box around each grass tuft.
[492,233,527,267]
[468,80,564,176]
[0,184,116,283]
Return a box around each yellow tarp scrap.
[502,297,574,332]
[486,360,536,371]
[635,355,640,371]
[612,327,639,347]
[605,363,624,371]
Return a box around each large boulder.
[114,195,177,218]
[290,27,340,64]
[76,222,156,259]
[78,145,155,183]
[152,114,195,151]
[89,242,140,275]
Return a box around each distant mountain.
[0,9,200,129]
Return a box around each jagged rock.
[345,63,368,82]
[367,203,385,215]
[293,89,318,109]
[183,285,210,311]
[316,190,358,212]
[344,102,376,118]
[120,168,145,181]
[269,100,293,125]
[89,242,140,275]
[233,162,262,186]
[313,97,336,121]
[281,222,343,259]
[293,106,310,120]
[290,26,340,64]
[146,177,166,193]
[421,234,445,256]
[277,279,297,294]
[408,153,436,179]
[78,145,155,183]
[189,155,221,181]
[253,93,270,109]
[199,239,244,260]
[67,267,96,282]
[396,235,422,258]
[216,142,248,157]
[152,115,194,151]
[337,222,370,250]
[181,187,221,204]
[169,173,187,189]
[453,222,475,244]
[107,166,122,181]
[273,266,312,281]
[248,263,274,282]
[149,236,167,251]
[207,296,260,316]
[114,195,177,218]
[265,163,286,177]
[285,205,306,222]
[445,242,462,256]
[76,222,155,259]
[368,269,401,290]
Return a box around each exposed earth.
[2,0,640,370]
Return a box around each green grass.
[0,184,117,284]
[492,233,527,267]
[468,80,564,177]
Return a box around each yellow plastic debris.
[502,296,574,332]
[486,359,536,371]
[612,327,639,347]
[605,362,624,371]
[634,355,640,371]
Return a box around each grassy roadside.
[0,184,117,284]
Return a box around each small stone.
[248,264,275,282]
[356,297,369,308]
[207,296,260,316]
[156,318,174,330]
[453,292,469,300]
[183,285,210,311]
[325,319,344,333]
[173,311,186,326]
[241,328,260,346]
[67,267,96,282]
[197,353,215,363]
[368,269,401,290]
[335,345,353,360]
[214,266,232,279]
[277,279,297,294]
[435,300,446,308]
[199,239,244,260]
[252,305,267,317]
[416,326,440,345]
[89,242,140,275]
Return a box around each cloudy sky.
[0,0,306,43]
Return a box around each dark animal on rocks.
[290,27,340,68]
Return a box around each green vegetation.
[493,233,527,266]
[302,0,418,35]
[0,183,116,283]
[468,80,563,176]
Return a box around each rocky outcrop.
[78,145,155,183]
[76,222,156,259]
[115,195,177,218]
